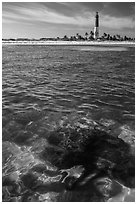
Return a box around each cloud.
[102,2,135,18]
[2,2,135,38]
[101,15,134,30]
[78,2,135,18]
[2,4,134,30]
[2,3,90,26]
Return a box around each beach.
[2,40,135,46]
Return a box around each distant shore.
[2,40,135,46]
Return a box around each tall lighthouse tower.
[94,12,99,40]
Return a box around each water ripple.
[2,45,135,202]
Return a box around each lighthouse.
[94,12,99,40]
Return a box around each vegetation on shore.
[2,32,135,42]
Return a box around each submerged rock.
[44,122,135,197]
[2,117,135,202]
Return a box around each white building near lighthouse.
[94,12,99,40]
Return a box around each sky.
[2,2,135,39]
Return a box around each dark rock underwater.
[2,115,135,202]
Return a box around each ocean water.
[2,45,135,202]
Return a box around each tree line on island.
[3,31,135,42]
[60,32,134,41]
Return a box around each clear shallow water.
[2,45,135,202]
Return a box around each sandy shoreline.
[2,40,135,46]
